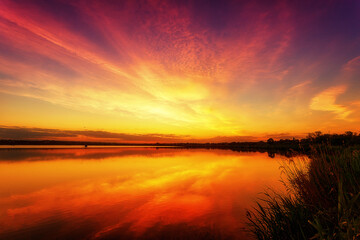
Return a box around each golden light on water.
[0,148,285,239]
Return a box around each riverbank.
[247,145,360,239]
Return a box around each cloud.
[343,56,360,73]
[0,125,306,143]
[0,0,359,136]
[0,0,295,132]
[310,85,351,119]
[0,126,189,142]
[0,126,77,139]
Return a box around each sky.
[0,0,359,143]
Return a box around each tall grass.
[247,145,360,239]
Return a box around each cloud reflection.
[0,148,284,239]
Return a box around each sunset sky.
[0,0,359,142]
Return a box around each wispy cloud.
[0,0,359,136]
[0,126,300,143]
[0,126,191,143]
[310,85,351,119]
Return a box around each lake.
[0,147,287,239]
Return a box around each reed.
[247,145,360,239]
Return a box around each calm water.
[0,147,286,240]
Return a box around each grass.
[247,145,360,239]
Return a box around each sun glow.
[0,0,359,142]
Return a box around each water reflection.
[0,148,285,239]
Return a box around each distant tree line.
[303,131,360,146]
[178,131,360,154]
[266,131,360,149]
[1,131,359,154]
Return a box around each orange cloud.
[310,85,351,119]
[0,0,359,138]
